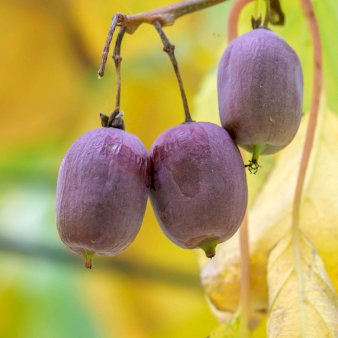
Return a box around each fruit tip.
[199,238,218,259]
[83,250,95,270]
[205,249,216,259]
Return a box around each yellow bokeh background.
[2,0,336,336]
[0,0,234,337]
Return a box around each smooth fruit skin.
[56,128,150,260]
[218,28,303,155]
[150,122,248,256]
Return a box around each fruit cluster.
[56,26,303,268]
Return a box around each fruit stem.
[98,13,126,77]
[99,26,127,130]
[245,144,263,174]
[199,238,218,258]
[292,0,322,231]
[113,26,126,114]
[153,21,193,123]
[252,144,262,162]
[83,250,95,269]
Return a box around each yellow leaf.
[208,312,268,338]
[208,313,241,338]
[267,231,338,337]
[201,99,338,320]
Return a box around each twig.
[124,0,228,33]
[292,0,322,230]
[98,13,126,77]
[98,0,231,77]
[153,21,193,122]
[99,26,127,129]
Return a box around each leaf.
[268,231,338,337]
[208,312,268,338]
[194,2,338,327]
[200,98,338,320]
[208,313,241,338]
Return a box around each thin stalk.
[153,21,192,122]
[228,0,251,41]
[292,0,322,230]
[228,1,252,335]
[98,13,125,77]
[113,26,126,112]
[239,210,250,336]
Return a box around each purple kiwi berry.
[218,28,303,166]
[150,122,248,258]
[56,127,150,268]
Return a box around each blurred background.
[1,0,337,337]
[0,0,233,337]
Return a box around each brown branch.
[292,0,322,230]
[124,0,227,33]
[98,0,231,77]
[98,14,125,77]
